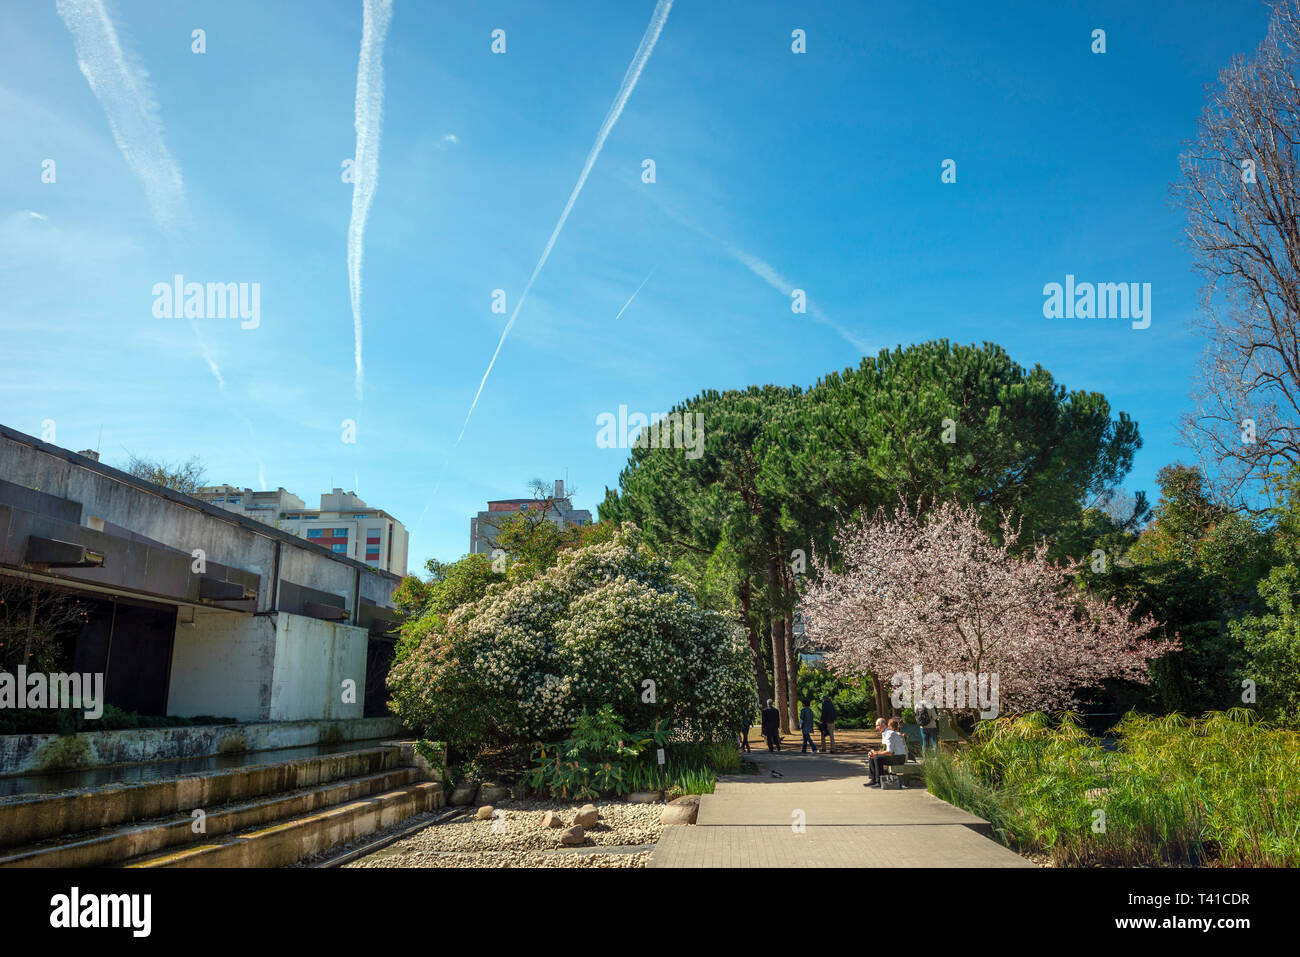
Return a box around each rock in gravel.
[559,825,586,846]
[479,784,509,803]
[660,802,698,825]
[627,791,661,803]
[573,804,600,827]
[669,795,701,807]
[450,783,479,806]
[476,805,495,820]
[540,810,565,828]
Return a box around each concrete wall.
[169,611,370,722]
[270,614,368,722]
[168,608,278,721]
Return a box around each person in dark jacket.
[761,699,782,751]
[799,699,819,753]
[819,695,837,753]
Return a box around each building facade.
[1,424,404,722]
[197,486,409,576]
[469,479,592,556]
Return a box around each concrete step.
[0,744,403,849]
[0,767,419,868]
[124,781,444,868]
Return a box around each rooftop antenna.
[96,424,103,456]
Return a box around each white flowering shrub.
[388,524,756,755]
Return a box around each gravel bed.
[343,798,665,868]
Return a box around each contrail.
[721,239,870,354]
[615,266,656,320]
[56,0,227,391]
[347,0,394,401]
[189,319,227,391]
[657,201,870,354]
[455,0,674,444]
[55,0,188,232]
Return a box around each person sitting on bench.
[866,717,908,787]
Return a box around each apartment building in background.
[470,479,592,556]
[198,485,409,576]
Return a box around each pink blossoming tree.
[799,501,1175,724]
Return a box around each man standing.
[761,698,782,751]
[916,698,940,756]
[799,699,819,753]
[819,694,837,753]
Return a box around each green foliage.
[495,513,615,581]
[395,553,504,620]
[1231,469,1300,728]
[760,340,1142,546]
[929,709,1300,866]
[524,706,728,799]
[391,553,506,663]
[413,739,449,782]
[1109,465,1273,714]
[795,661,876,728]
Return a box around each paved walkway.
[649,749,1033,868]
[740,727,890,756]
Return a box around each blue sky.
[0,0,1273,572]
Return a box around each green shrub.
[388,524,756,757]
[929,708,1300,866]
[526,706,730,799]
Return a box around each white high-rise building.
[198,485,409,575]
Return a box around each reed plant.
[927,708,1300,866]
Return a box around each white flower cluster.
[446,525,755,740]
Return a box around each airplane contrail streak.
[348,0,394,401]
[455,0,674,444]
[615,266,657,320]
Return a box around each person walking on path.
[916,699,940,756]
[738,707,754,753]
[819,695,837,753]
[799,699,819,753]
[761,699,782,751]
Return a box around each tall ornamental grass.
[926,709,1300,866]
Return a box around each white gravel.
[343,798,666,869]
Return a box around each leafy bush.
[525,706,731,799]
[388,524,756,756]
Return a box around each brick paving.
[649,749,1034,868]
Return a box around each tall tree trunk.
[779,552,799,729]
[766,558,789,734]
[785,609,799,729]
[739,576,771,705]
[771,615,789,734]
[871,672,889,722]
